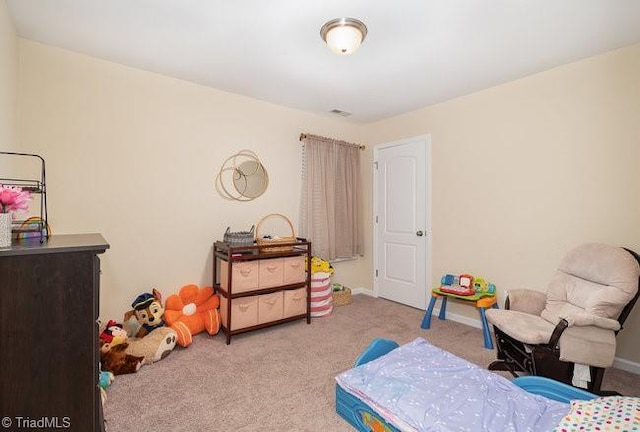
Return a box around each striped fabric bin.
[310,272,333,317]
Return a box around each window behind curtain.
[299,136,363,261]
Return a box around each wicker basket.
[255,213,296,252]
[332,286,352,306]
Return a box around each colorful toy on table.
[472,277,496,295]
[425,274,499,349]
[435,273,496,299]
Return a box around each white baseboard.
[613,357,640,375]
[354,289,640,375]
[352,289,483,329]
[352,287,375,296]
[430,307,484,330]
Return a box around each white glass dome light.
[320,17,368,55]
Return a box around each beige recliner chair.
[486,243,640,394]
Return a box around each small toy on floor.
[99,364,115,390]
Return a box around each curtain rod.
[299,133,365,150]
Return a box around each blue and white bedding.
[335,338,570,432]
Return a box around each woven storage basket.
[332,286,352,306]
[223,225,255,247]
[255,213,296,252]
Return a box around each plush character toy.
[100,344,144,376]
[125,327,177,365]
[99,321,144,375]
[100,366,115,390]
[99,362,115,407]
[310,256,334,275]
[99,319,129,353]
[124,288,166,338]
[163,284,221,347]
[99,319,177,372]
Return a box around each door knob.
[416,230,424,236]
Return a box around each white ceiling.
[7,0,640,123]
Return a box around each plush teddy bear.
[101,343,144,376]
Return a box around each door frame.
[373,134,432,309]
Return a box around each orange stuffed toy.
[163,284,221,347]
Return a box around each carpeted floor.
[103,295,640,431]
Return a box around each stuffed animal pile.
[99,284,222,378]
[99,319,178,376]
[99,320,145,375]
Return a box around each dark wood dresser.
[0,233,109,432]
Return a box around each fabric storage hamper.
[310,271,333,317]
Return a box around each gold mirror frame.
[216,150,269,201]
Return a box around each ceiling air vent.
[329,109,352,117]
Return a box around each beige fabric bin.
[258,258,284,288]
[221,295,258,330]
[220,260,259,294]
[283,288,307,318]
[258,291,284,324]
[283,256,306,285]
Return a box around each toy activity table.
[420,288,498,349]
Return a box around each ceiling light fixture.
[320,17,368,55]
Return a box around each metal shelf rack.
[0,151,49,240]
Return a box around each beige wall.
[13,33,640,364]
[364,43,640,362]
[17,40,368,320]
[0,0,17,162]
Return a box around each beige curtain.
[299,135,363,260]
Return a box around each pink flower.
[0,184,33,214]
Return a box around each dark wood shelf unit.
[213,239,312,344]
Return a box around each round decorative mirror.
[216,150,269,201]
[233,159,268,199]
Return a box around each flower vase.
[0,213,12,248]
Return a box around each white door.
[374,135,430,309]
